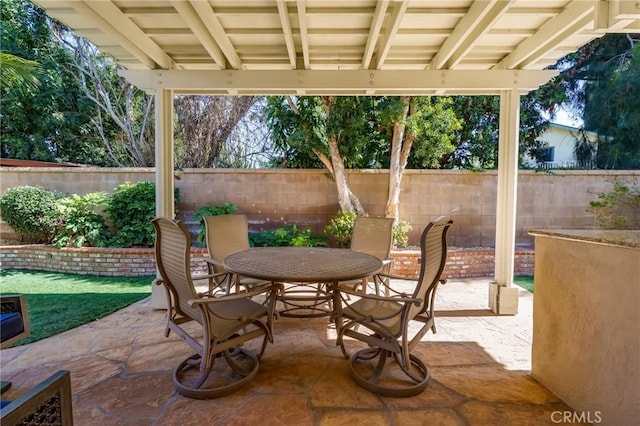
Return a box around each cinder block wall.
[1,167,637,247]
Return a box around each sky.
[547,104,583,128]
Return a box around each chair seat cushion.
[0,313,24,343]
[343,299,403,336]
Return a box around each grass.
[0,269,152,346]
[514,275,534,293]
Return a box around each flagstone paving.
[0,278,583,425]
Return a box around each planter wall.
[0,245,534,279]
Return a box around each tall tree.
[443,93,549,169]
[267,96,379,213]
[174,96,262,168]
[53,27,155,166]
[0,0,104,164]
[377,97,460,220]
[266,95,459,218]
[545,33,640,169]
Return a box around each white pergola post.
[151,88,174,309]
[489,89,521,315]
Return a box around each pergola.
[32,0,640,313]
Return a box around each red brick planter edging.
[0,245,534,278]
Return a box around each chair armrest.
[188,282,281,306]
[336,286,423,307]
[204,257,224,267]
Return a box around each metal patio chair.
[204,214,269,293]
[152,217,279,399]
[340,216,394,295]
[333,219,453,397]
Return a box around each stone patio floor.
[0,278,581,425]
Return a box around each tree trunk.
[320,96,365,214]
[386,97,416,221]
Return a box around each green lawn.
[514,275,534,293]
[0,269,152,346]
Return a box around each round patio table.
[224,247,382,317]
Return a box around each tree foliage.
[443,93,548,169]
[0,0,105,164]
[52,27,155,166]
[266,95,460,216]
[547,34,640,169]
[0,52,40,94]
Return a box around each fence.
[1,167,638,247]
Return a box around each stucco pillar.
[151,88,174,309]
[489,89,520,314]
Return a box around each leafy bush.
[324,210,412,249]
[324,210,358,247]
[0,186,59,242]
[48,192,111,248]
[588,178,640,229]
[193,202,238,245]
[106,181,180,247]
[250,225,326,247]
[392,220,412,249]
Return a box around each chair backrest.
[350,216,394,261]
[152,217,201,323]
[204,214,251,273]
[0,370,73,425]
[409,220,453,320]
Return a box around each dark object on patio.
[340,216,394,295]
[0,370,73,425]
[151,217,279,399]
[0,294,30,350]
[333,219,453,397]
[1,294,31,394]
[204,214,269,293]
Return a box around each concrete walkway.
[0,278,580,425]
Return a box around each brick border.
[0,245,534,278]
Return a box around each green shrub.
[0,186,59,242]
[393,220,412,249]
[250,225,326,247]
[193,202,238,245]
[48,192,111,248]
[106,181,179,247]
[324,210,357,247]
[324,210,412,249]
[588,178,640,229]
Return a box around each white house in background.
[524,122,599,169]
